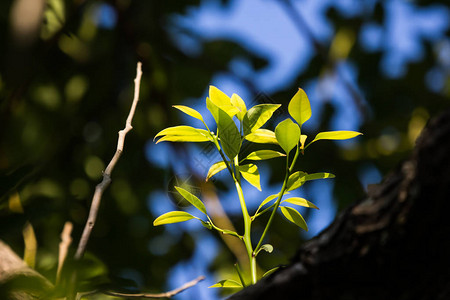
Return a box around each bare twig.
[75,276,205,300]
[56,221,73,285]
[74,62,143,260]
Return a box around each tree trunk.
[229,109,450,300]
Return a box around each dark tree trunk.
[229,109,450,300]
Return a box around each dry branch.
[74,62,143,261]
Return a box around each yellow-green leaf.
[172,105,204,122]
[300,135,307,150]
[174,186,207,215]
[262,267,279,278]
[305,172,335,181]
[286,171,307,191]
[209,279,243,288]
[280,206,308,231]
[243,104,281,135]
[244,150,285,161]
[260,244,273,253]
[230,93,247,121]
[154,126,212,143]
[239,164,261,191]
[256,194,279,212]
[245,129,279,144]
[153,211,197,226]
[209,86,240,117]
[282,197,319,209]
[275,118,300,154]
[206,161,227,181]
[288,88,311,127]
[311,131,363,143]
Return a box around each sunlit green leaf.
[244,150,285,161]
[239,164,261,191]
[275,118,300,154]
[154,126,212,143]
[262,267,279,278]
[174,186,207,215]
[300,135,307,150]
[280,206,308,231]
[208,86,240,117]
[288,88,311,128]
[310,131,363,144]
[206,161,227,181]
[286,171,307,191]
[172,105,204,122]
[243,104,281,135]
[305,172,335,181]
[245,129,279,144]
[209,279,243,288]
[260,244,273,253]
[207,98,241,159]
[153,211,198,226]
[282,197,319,209]
[256,194,279,212]
[230,93,247,121]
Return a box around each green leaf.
[245,129,279,144]
[243,104,281,135]
[153,211,198,226]
[262,267,279,278]
[172,105,204,122]
[260,244,273,253]
[280,206,308,231]
[286,171,307,191]
[244,150,285,161]
[239,164,261,191]
[209,279,243,288]
[154,126,212,143]
[305,172,335,181]
[201,220,212,230]
[207,98,241,159]
[256,194,279,212]
[230,93,247,121]
[275,119,300,154]
[288,88,311,127]
[209,85,232,106]
[206,161,227,181]
[174,186,207,215]
[311,131,363,144]
[282,197,319,209]
[208,86,240,117]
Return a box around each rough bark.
[0,240,53,300]
[229,109,450,300]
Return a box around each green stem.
[233,156,256,284]
[254,145,301,254]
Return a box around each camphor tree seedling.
[153,86,362,288]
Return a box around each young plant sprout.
[153,86,362,288]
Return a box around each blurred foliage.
[0,0,448,298]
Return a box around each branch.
[74,62,143,260]
[76,276,205,300]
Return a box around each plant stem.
[254,145,301,254]
[233,156,256,284]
